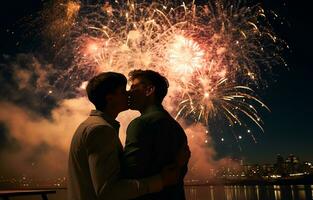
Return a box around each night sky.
[0,0,312,166]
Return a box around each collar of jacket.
[89,109,120,132]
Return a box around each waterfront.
[2,185,312,200]
[184,185,313,200]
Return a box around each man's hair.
[86,72,127,110]
[129,70,169,103]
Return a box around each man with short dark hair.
[124,70,189,200]
[68,72,182,200]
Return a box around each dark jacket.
[123,105,188,200]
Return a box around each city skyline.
[1,152,312,189]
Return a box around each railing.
[0,189,56,200]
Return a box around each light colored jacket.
[68,110,163,200]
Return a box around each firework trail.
[43,0,286,140]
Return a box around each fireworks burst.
[44,0,286,140]
[167,35,205,74]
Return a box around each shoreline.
[1,175,312,189]
[185,175,313,186]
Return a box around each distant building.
[285,154,300,174]
[274,154,286,176]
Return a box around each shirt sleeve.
[86,125,163,200]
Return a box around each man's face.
[110,85,129,112]
[128,78,148,110]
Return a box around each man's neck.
[140,103,161,114]
[99,107,118,119]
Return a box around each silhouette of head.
[128,69,169,111]
[86,72,128,112]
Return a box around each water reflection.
[8,186,313,200]
[184,185,313,200]
[255,185,260,200]
[274,185,281,200]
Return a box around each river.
[8,184,313,200]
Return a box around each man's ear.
[145,85,155,97]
